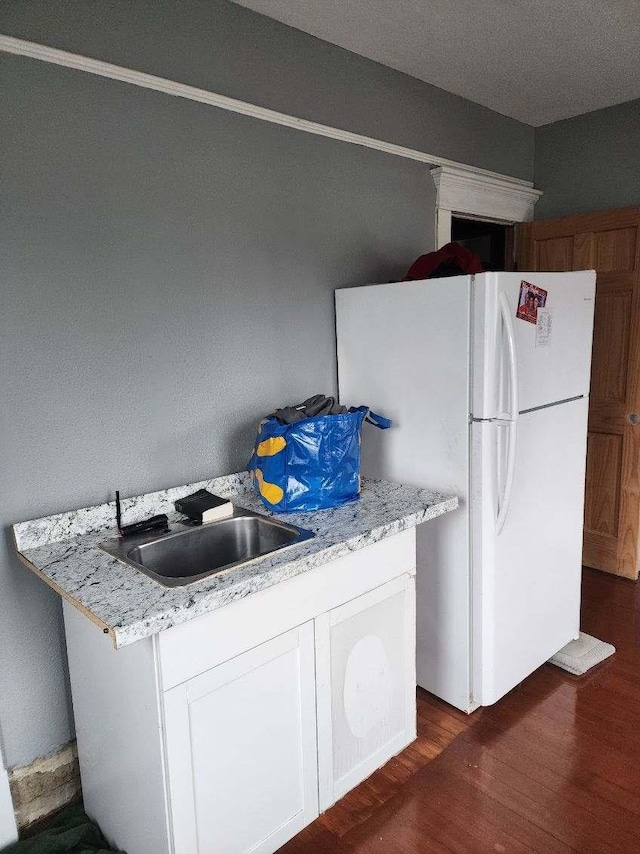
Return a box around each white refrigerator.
[336,271,596,712]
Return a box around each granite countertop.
[13,472,457,648]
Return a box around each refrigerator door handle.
[496,418,517,534]
[496,292,519,534]
[498,291,519,420]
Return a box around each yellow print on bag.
[256,436,286,457]
[252,467,284,505]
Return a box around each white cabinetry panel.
[316,575,416,811]
[63,601,171,854]
[164,623,318,854]
[0,748,17,848]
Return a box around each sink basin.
[98,509,314,587]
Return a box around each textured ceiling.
[232,0,640,126]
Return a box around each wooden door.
[163,622,318,853]
[519,207,640,579]
[315,574,416,811]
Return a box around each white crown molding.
[1,34,538,190]
[431,165,542,222]
[431,165,542,248]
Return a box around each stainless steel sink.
[98,508,314,587]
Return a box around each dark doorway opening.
[451,217,513,271]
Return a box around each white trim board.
[0,746,17,848]
[1,34,536,189]
[431,165,542,248]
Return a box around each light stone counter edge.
[14,473,457,649]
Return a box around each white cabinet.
[63,529,418,854]
[163,622,318,854]
[315,575,416,810]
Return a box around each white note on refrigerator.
[535,308,553,347]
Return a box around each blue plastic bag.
[247,406,391,513]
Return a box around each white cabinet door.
[315,575,416,811]
[163,622,318,854]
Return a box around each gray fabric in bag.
[272,394,347,425]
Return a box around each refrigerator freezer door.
[336,276,475,711]
[472,271,596,418]
[471,397,589,706]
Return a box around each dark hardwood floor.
[280,568,640,853]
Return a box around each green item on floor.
[1,805,124,854]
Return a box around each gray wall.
[0,0,534,767]
[535,98,640,220]
[1,0,534,180]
